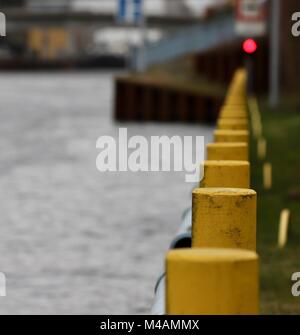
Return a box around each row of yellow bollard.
[248,96,272,190]
[165,69,260,315]
[248,91,290,249]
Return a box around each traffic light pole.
[269,0,280,107]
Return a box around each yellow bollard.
[248,96,262,139]
[214,130,249,143]
[251,115,263,139]
[200,161,250,188]
[223,105,246,110]
[224,98,247,105]
[166,248,259,315]
[207,143,249,161]
[192,188,257,251]
[257,137,267,160]
[278,209,291,249]
[217,118,249,130]
[263,162,272,190]
[219,108,248,119]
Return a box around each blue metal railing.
[132,12,236,70]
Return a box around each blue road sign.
[117,0,143,24]
[133,0,142,23]
[118,0,126,21]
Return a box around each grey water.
[0,71,213,314]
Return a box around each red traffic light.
[243,39,258,54]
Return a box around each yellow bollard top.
[219,110,248,119]
[217,118,249,130]
[207,142,248,149]
[214,130,249,143]
[203,160,249,167]
[207,142,249,161]
[167,248,258,263]
[214,130,249,135]
[193,187,256,198]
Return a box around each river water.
[0,71,213,314]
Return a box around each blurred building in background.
[0,0,230,68]
[0,0,208,68]
[0,0,299,95]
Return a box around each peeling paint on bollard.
[166,248,259,315]
[153,69,259,316]
[192,188,257,251]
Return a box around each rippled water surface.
[0,71,213,314]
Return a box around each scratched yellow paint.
[166,248,259,315]
[192,188,257,251]
[166,69,260,315]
